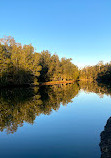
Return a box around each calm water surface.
[0,83,111,158]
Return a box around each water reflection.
[0,83,79,134]
[40,83,80,114]
[1,81,111,134]
[100,117,111,158]
[80,81,111,158]
[79,81,111,98]
[0,87,42,134]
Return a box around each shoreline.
[0,80,76,88]
[40,80,75,86]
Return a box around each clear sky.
[0,0,111,68]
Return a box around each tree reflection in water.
[79,81,111,158]
[1,81,111,134]
[0,83,79,134]
[79,81,111,98]
[0,87,42,134]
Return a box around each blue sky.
[0,0,111,68]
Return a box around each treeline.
[0,36,42,87]
[80,61,111,83]
[0,36,79,87]
[1,36,111,87]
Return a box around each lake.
[0,82,111,158]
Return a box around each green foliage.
[79,61,111,83]
[0,36,79,87]
[39,51,79,82]
[0,36,42,87]
[60,57,79,81]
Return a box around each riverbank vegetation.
[80,61,111,83]
[1,36,111,88]
[0,36,79,87]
